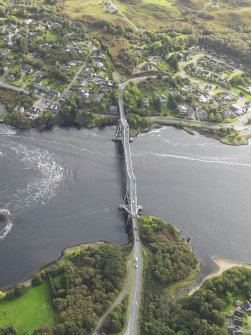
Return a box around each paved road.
[0,80,30,94]
[57,51,91,103]
[124,218,142,335]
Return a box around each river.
[1,124,251,288]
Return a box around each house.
[90,93,104,102]
[78,89,90,99]
[233,318,243,327]
[0,27,7,34]
[51,104,59,114]
[25,19,33,25]
[109,106,118,114]
[222,110,232,119]
[100,83,113,92]
[83,41,93,47]
[93,74,106,82]
[26,107,40,119]
[33,83,60,97]
[5,35,13,46]
[21,64,33,74]
[187,107,194,116]
[159,95,167,104]
[106,2,118,13]
[33,71,44,79]
[172,89,180,96]
[59,64,70,71]
[186,63,195,71]
[234,309,245,319]
[0,50,9,56]
[49,89,60,98]
[241,300,251,312]
[204,84,212,92]
[135,47,143,54]
[140,63,154,72]
[68,60,82,66]
[28,32,36,41]
[224,94,233,102]
[80,79,88,87]
[148,56,162,63]
[93,50,103,58]
[82,70,93,78]
[197,94,209,104]
[179,105,188,114]
[230,104,245,116]
[197,110,208,120]
[142,98,149,107]
[246,86,251,94]
[182,86,192,93]
[7,74,15,81]
[93,61,104,68]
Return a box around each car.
[135,264,138,269]
[135,257,138,262]
[135,226,138,230]
[136,236,139,241]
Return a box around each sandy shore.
[189,257,251,295]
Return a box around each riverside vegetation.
[0,243,127,335]
[139,216,251,335]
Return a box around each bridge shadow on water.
[114,142,132,240]
[115,142,126,198]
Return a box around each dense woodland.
[139,216,251,335]
[139,216,198,335]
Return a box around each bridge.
[116,87,139,218]
[94,84,142,335]
[116,85,142,335]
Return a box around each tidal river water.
[1,124,251,288]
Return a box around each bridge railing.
[119,118,138,216]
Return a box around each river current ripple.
[1,124,251,287]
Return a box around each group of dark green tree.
[139,215,251,335]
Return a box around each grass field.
[62,0,130,26]
[59,0,251,34]
[0,282,55,334]
[46,30,58,42]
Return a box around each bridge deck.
[118,90,138,216]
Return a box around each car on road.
[135,264,138,269]
[136,236,139,241]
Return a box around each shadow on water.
[114,142,127,202]
[114,141,131,240]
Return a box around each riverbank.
[188,257,251,295]
[10,241,106,291]
[151,119,248,146]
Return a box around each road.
[124,218,142,335]
[0,80,30,94]
[118,84,142,335]
[57,51,91,103]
